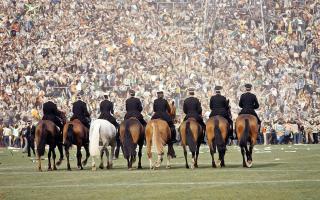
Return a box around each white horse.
[89,119,117,171]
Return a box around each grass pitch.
[0,144,319,200]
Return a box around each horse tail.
[89,121,101,157]
[186,121,196,152]
[64,124,74,148]
[240,119,250,147]
[145,122,153,159]
[213,118,225,151]
[37,123,47,157]
[123,120,134,159]
[153,121,164,156]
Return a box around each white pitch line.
[1,179,320,189]
[0,169,319,176]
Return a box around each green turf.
[0,144,319,200]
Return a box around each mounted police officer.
[151,91,177,144]
[124,89,147,126]
[98,92,119,129]
[239,84,261,130]
[209,86,234,139]
[42,96,63,132]
[183,88,206,142]
[70,92,91,129]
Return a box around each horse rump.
[36,123,47,156]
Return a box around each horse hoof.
[194,164,198,168]
[99,164,104,169]
[128,168,133,171]
[92,166,97,171]
[212,164,217,168]
[53,166,57,170]
[166,165,171,169]
[246,161,252,168]
[48,168,52,171]
[82,160,87,166]
[186,165,189,169]
[56,161,62,166]
[216,161,221,168]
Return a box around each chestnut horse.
[35,120,63,171]
[119,117,144,170]
[63,119,90,170]
[179,118,203,169]
[206,116,228,168]
[145,103,176,169]
[235,114,259,168]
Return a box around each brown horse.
[63,119,90,170]
[119,117,144,169]
[145,103,176,169]
[179,118,203,169]
[206,116,228,168]
[35,120,64,171]
[235,114,259,168]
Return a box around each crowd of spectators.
[0,0,319,145]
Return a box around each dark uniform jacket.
[151,98,173,127]
[183,97,205,126]
[124,97,146,125]
[25,125,36,140]
[98,99,118,128]
[42,101,63,129]
[71,100,91,128]
[209,94,229,118]
[239,92,260,122]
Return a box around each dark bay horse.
[63,119,90,170]
[206,116,228,168]
[179,118,203,169]
[119,117,144,170]
[145,102,176,169]
[235,114,259,168]
[35,120,63,171]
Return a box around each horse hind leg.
[194,141,201,168]
[105,146,112,169]
[99,147,105,169]
[191,151,196,169]
[77,145,83,170]
[37,154,42,172]
[240,146,247,168]
[47,147,52,171]
[56,143,63,166]
[82,143,90,167]
[137,144,143,169]
[210,144,217,168]
[246,144,253,168]
[65,146,71,171]
[217,145,226,168]
[183,145,189,169]
[52,147,57,170]
[91,156,97,171]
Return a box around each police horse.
[206,116,228,168]
[63,119,90,170]
[179,118,204,169]
[119,117,145,170]
[89,119,117,170]
[235,114,259,168]
[145,103,176,169]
